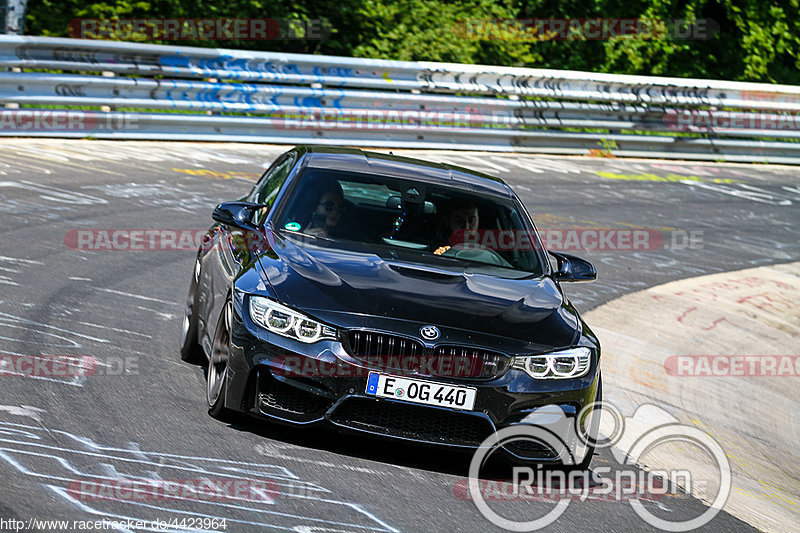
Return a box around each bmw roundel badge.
[420,325,440,340]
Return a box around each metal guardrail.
[1,35,800,162]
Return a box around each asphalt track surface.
[0,140,798,532]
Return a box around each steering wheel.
[442,243,513,268]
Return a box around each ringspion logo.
[465,402,730,531]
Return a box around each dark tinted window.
[248,154,295,223]
[274,169,545,277]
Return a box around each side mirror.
[212,202,263,232]
[549,251,597,282]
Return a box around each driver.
[433,202,479,255]
[305,182,345,238]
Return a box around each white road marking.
[0,406,45,422]
[0,180,107,205]
[254,442,409,476]
[135,307,176,320]
[0,311,110,344]
[98,288,175,305]
[499,157,545,173]
[0,256,43,265]
[0,421,399,533]
[461,154,508,172]
[76,321,152,339]
[0,153,56,174]
[434,153,503,173]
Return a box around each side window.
[249,154,295,223]
[340,181,396,206]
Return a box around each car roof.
[297,146,514,199]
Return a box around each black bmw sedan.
[180,146,601,466]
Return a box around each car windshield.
[273,168,546,277]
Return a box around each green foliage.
[600,0,800,82]
[350,0,536,64]
[24,0,800,83]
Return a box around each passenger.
[305,182,345,238]
[433,202,479,255]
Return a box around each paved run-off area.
[586,263,800,532]
[0,139,797,532]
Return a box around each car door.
[201,152,297,348]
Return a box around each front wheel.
[207,300,235,421]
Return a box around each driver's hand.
[433,245,451,255]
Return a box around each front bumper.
[223,298,600,460]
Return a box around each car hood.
[257,231,580,347]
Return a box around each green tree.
[24,0,800,83]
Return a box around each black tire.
[180,257,205,364]
[207,300,235,421]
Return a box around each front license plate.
[365,372,476,411]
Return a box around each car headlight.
[512,347,592,379]
[249,296,337,343]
